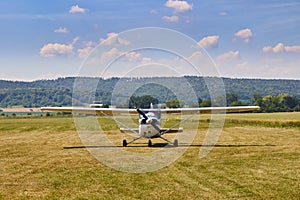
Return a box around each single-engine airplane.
[41,105,259,147]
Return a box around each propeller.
[137,108,162,133]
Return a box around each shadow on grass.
[64,143,276,149]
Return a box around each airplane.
[41,105,260,147]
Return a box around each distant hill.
[0,76,299,108]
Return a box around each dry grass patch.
[0,114,299,199]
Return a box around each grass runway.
[0,113,299,199]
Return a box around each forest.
[0,76,299,112]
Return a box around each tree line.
[128,93,300,112]
[0,76,299,113]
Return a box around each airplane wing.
[158,106,260,114]
[40,107,137,115]
[41,106,259,115]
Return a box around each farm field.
[0,113,299,199]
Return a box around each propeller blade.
[137,108,148,120]
[137,108,161,133]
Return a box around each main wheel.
[148,139,152,147]
[173,139,178,147]
[123,139,127,147]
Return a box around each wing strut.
[100,111,139,135]
[160,111,198,135]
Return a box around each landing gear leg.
[159,136,179,147]
[123,136,142,147]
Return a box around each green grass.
[0,113,299,199]
[225,112,300,129]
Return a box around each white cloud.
[78,46,93,59]
[263,42,300,53]
[54,27,69,34]
[262,46,272,52]
[40,37,79,57]
[217,51,239,60]
[100,32,131,46]
[123,51,142,61]
[100,48,145,63]
[69,5,86,14]
[285,45,300,53]
[77,41,98,59]
[165,0,193,13]
[197,35,219,48]
[40,43,73,57]
[141,57,152,64]
[162,15,179,22]
[101,48,121,61]
[188,51,204,64]
[272,43,285,53]
[234,28,253,43]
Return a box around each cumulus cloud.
[40,43,73,57]
[54,27,69,34]
[40,37,79,57]
[141,57,152,64]
[162,15,179,22]
[77,41,97,59]
[217,51,239,60]
[78,46,93,59]
[197,35,219,48]
[285,45,300,53]
[188,51,204,64]
[101,48,121,61]
[165,0,193,13]
[263,42,300,53]
[69,5,86,14]
[262,46,272,53]
[100,48,146,63]
[234,28,253,43]
[123,51,142,61]
[100,32,131,46]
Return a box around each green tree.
[226,94,238,106]
[165,99,183,108]
[278,94,299,111]
[230,101,247,106]
[129,95,158,108]
[199,100,211,107]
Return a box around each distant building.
[89,101,104,108]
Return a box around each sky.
[0,0,299,81]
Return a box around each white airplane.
[41,105,259,147]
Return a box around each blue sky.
[0,0,299,80]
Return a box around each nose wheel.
[123,139,127,147]
[148,139,152,147]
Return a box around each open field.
[0,113,299,199]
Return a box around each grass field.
[0,113,299,199]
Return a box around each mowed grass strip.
[0,113,299,199]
